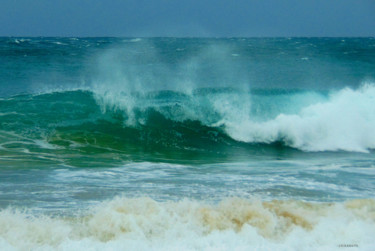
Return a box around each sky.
[1,0,374,37]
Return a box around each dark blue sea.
[0,37,375,250]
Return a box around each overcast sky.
[1,0,374,37]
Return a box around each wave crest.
[225,84,375,152]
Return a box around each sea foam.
[0,197,374,250]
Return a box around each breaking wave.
[1,84,375,158]
[0,197,374,250]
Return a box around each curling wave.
[0,84,374,159]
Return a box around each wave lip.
[0,197,374,250]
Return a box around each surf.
[0,197,374,250]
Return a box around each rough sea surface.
[1,37,375,250]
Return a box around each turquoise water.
[1,37,375,250]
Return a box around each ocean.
[0,37,374,250]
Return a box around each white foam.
[33,139,60,150]
[130,38,142,43]
[225,84,375,152]
[0,197,374,250]
[0,112,19,116]
[53,42,67,46]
